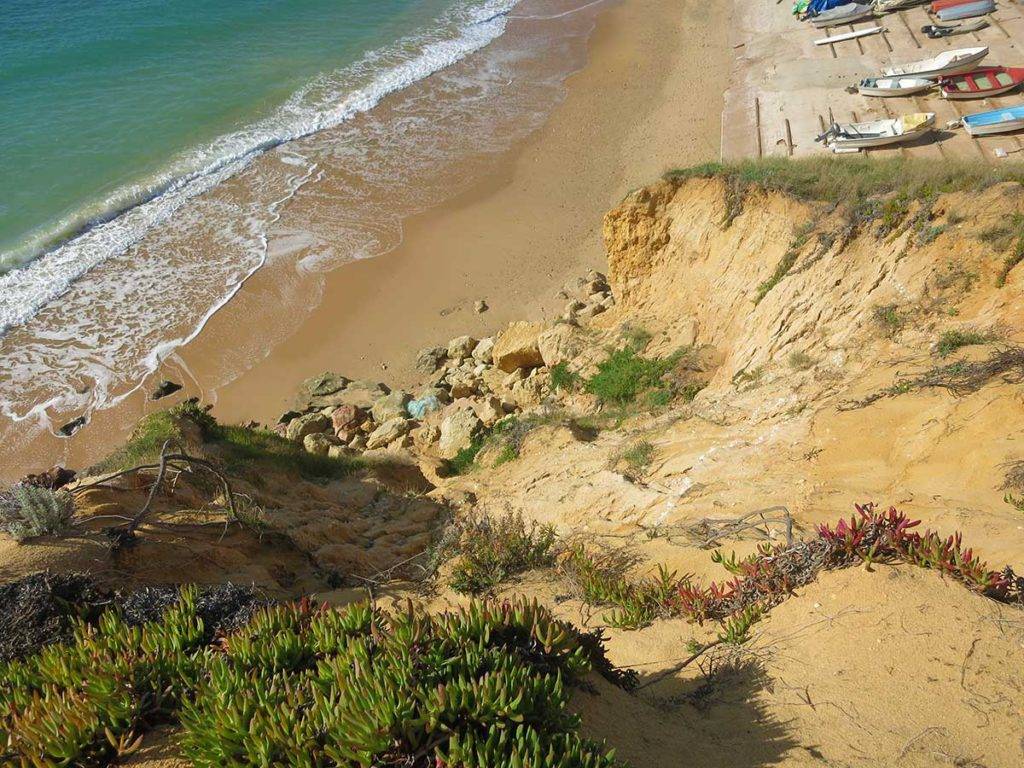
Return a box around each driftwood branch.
[69,441,238,550]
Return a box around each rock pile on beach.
[276,270,614,463]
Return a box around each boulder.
[332,380,389,410]
[412,424,441,450]
[577,304,606,321]
[304,432,340,456]
[371,391,411,424]
[471,396,505,428]
[415,346,447,374]
[150,380,182,400]
[331,405,366,435]
[295,372,349,404]
[328,445,354,460]
[277,410,303,425]
[449,375,479,399]
[474,300,488,314]
[472,337,494,364]
[286,412,331,442]
[366,417,411,450]
[348,434,368,451]
[537,324,586,368]
[438,407,482,459]
[492,321,545,372]
[58,415,87,438]
[447,335,478,361]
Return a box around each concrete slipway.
[723,1,1024,160]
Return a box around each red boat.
[940,67,1024,99]
[931,0,975,10]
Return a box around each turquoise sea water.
[0,0,491,271]
[0,0,603,467]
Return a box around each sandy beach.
[1,0,731,480]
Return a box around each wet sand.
[188,0,732,423]
[2,0,732,480]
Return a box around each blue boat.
[962,105,1024,136]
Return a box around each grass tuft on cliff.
[92,401,358,481]
[665,157,1024,209]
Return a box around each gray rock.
[297,372,349,399]
[304,432,340,456]
[439,407,482,459]
[474,299,488,314]
[286,412,331,442]
[415,346,447,374]
[447,335,478,361]
[329,380,389,410]
[371,391,411,424]
[150,380,182,400]
[366,417,411,450]
[471,337,494,364]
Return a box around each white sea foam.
[0,0,519,334]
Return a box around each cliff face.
[7,174,1024,767]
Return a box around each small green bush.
[788,351,814,371]
[935,329,990,357]
[559,545,679,630]
[584,348,678,406]
[872,304,905,337]
[0,590,626,768]
[444,512,558,595]
[619,441,654,474]
[0,485,73,541]
[448,435,486,476]
[550,361,581,392]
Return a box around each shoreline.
[185,0,732,425]
[0,0,732,481]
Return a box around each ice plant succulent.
[0,590,629,768]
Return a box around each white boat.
[882,47,988,78]
[858,76,934,97]
[817,112,936,150]
[810,3,875,27]
[962,105,1024,136]
[815,26,884,46]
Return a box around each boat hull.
[963,116,1024,136]
[883,47,988,78]
[859,78,934,97]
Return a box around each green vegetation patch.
[665,157,1024,213]
[0,589,628,768]
[440,511,558,595]
[584,347,679,406]
[979,213,1024,287]
[93,401,358,482]
[935,329,991,357]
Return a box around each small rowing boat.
[858,76,934,97]
[883,47,988,78]
[940,67,1024,99]
[962,105,1024,136]
[817,112,936,150]
[810,2,875,26]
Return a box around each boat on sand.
[816,112,936,150]
[858,76,934,97]
[882,47,988,78]
[940,67,1024,99]
[962,105,1024,136]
